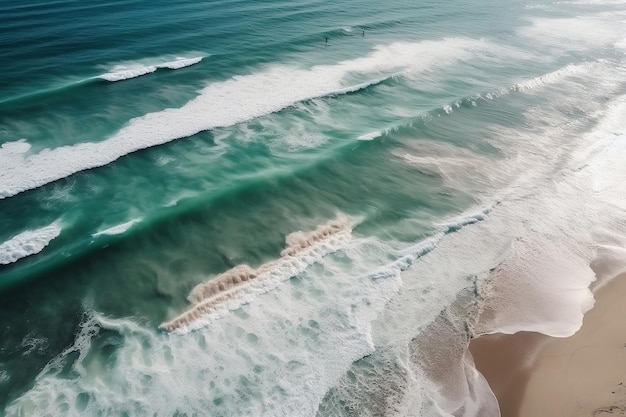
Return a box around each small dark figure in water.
[362,30,365,37]
[325,37,328,43]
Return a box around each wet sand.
[470,273,626,417]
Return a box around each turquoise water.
[2,0,626,415]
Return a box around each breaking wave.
[0,37,489,200]
[162,202,499,333]
[91,218,143,237]
[0,223,61,265]
[0,56,205,109]
[161,215,353,332]
[99,56,204,82]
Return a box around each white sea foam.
[475,104,626,338]
[11,139,626,416]
[162,215,353,332]
[6,232,414,417]
[0,223,61,265]
[91,218,142,237]
[99,56,204,82]
[512,62,593,91]
[439,205,495,233]
[410,61,603,123]
[6,202,500,417]
[6,25,626,417]
[161,56,203,70]
[0,38,489,199]
[363,151,626,415]
[519,14,626,49]
[473,93,626,337]
[162,208,490,335]
[0,139,31,155]
[236,112,332,151]
[100,65,157,82]
[355,63,626,415]
[357,131,382,141]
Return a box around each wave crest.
[0,223,61,265]
[99,56,204,82]
[161,215,353,332]
[1,38,490,200]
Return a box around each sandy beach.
[470,273,626,417]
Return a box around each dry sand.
[470,273,626,417]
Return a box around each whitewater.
[2,0,626,416]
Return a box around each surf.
[98,56,204,82]
[0,222,61,266]
[0,37,489,200]
[160,215,353,332]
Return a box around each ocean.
[1,0,626,415]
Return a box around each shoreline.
[470,273,626,417]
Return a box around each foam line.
[100,65,157,82]
[512,62,593,92]
[161,215,352,332]
[357,131,383,141]
[91,218,142,237]
[99,56,204,82]
[0,222,61,265]
[0,38,488,200]
[440,205,496,233]
[368,235,442,282]
[160,56,203,70]
[441,62,599,114]
[365,204,496,283]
